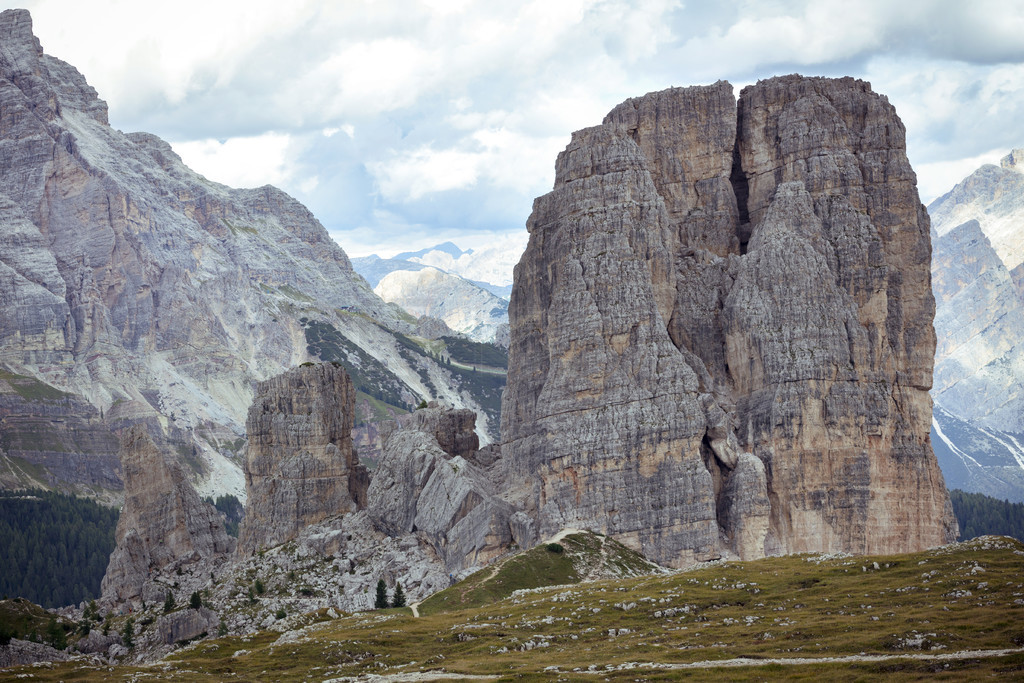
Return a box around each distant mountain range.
[351,238,526,342]
[929,149,1024,502]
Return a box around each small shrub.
[546,543,564,554]
[275,608,286,620]
[254,578,265,595]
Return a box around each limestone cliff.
[927,154,1024,502]
[237,363,367,554]
[0,369,119,497]
[502,76,956,566]
[101,425,234,605]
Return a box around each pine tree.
[391,582,406,608]
[189,590,202,609]
[46,617,67,650]
[122,617,134,649]
[163,591,175,613]
[374,579,389,609]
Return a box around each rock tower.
[501,76,957,566]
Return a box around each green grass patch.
[277,284,314,302]
[0,369,74,402]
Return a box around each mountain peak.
[1002,149,1024,172]
[0,9,42,56]
[394,241,469,260]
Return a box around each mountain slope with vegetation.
[10,536,1024,680]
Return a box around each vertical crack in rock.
[503,75,957,567]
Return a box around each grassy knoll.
[7,536,1024,681]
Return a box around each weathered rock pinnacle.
[502,75,957,566]
[237,363,368,555]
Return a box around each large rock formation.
[502,76,956,566]
[101,425,234,605]
[237,363,368,554]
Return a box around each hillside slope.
[12,536,1024,680]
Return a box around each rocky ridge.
[502,76,956,566]
[374,267,509,343]
[99,365,517,647]
[0,8,495,499]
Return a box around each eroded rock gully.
[501,76,957,566]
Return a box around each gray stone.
[101,425,235,605]
[156,607,218,645]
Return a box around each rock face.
[237,363,367,554]
[156,607,219,645]
[0,369,120,497]
[931,219,1024,432]
[0,9,493,497]
[502,76,956,566]
[101,425,235,605]
[929,150,1024,274]
[368,403,513,571]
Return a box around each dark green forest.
[0,489,118,608]
[950,489,1024,542]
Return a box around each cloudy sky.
[8,0,1024,257]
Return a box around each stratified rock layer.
[502,76,956,566]
[237,363,367,554]
[101,425,234,604]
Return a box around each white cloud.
[170,133,295,189]
[11,0,1024,252]
[368,126,564,202]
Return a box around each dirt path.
[571,647,1024,674]
[545,527,583,544]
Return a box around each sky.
[7,0,1024,257]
